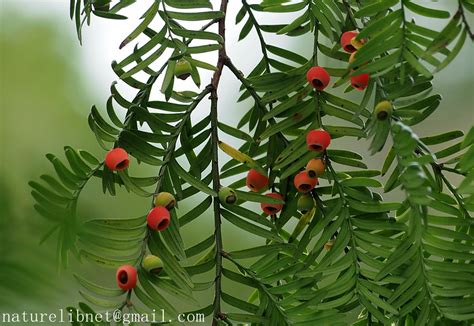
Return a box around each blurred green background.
[0,0,472,322]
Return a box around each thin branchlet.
[242,0,271,72]
[459,0,474,40]
[210,1,229,323]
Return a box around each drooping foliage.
[31,0,473,325]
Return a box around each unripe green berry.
[174,59,192,80]
[142,255,164,274]
[154,192,176,210]
[297,194,314,213]
[219,187,237,204]
[374,100,393,121]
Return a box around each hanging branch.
[30,0,474,324]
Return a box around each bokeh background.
[0,0,472,322]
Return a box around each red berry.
[260,193,284,215]
[306,158,326,178]
[306,66,330,91]
[340,31,359,53]
[147,207,170,231]
[294,171,318,193]
[350,73,370,91]
[105,148,129,171]
[306,129,331,152]
[116,265,137,290]
[246,169,269,192]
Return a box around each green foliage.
[31,0,473,325]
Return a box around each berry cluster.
[242,117,332,216]
[105,148,176,233]
[105,29,369,290]
[115,254,163,291]
[293,131,331,214]
[341,30,369,91]
[245,169,284,215]
[305,30,369,92]
[104,148,172,291]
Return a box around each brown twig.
[459,0,474,40]
[210,0,229,324]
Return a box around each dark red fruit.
[306,129,331,152]
[306,66,330,91]
[294,171,318,193]
[147,207,170,231]
[246,169,269,192]
[116,265,137,290]
[261,193,284,215]
[340,31,359,53]
[350,73,370,91]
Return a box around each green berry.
[174,59,192,80]
[142,255,164,274]
[154,192,176,210]
[219,187,237,204]
[297,194,314,213]
[374,100,393,121]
